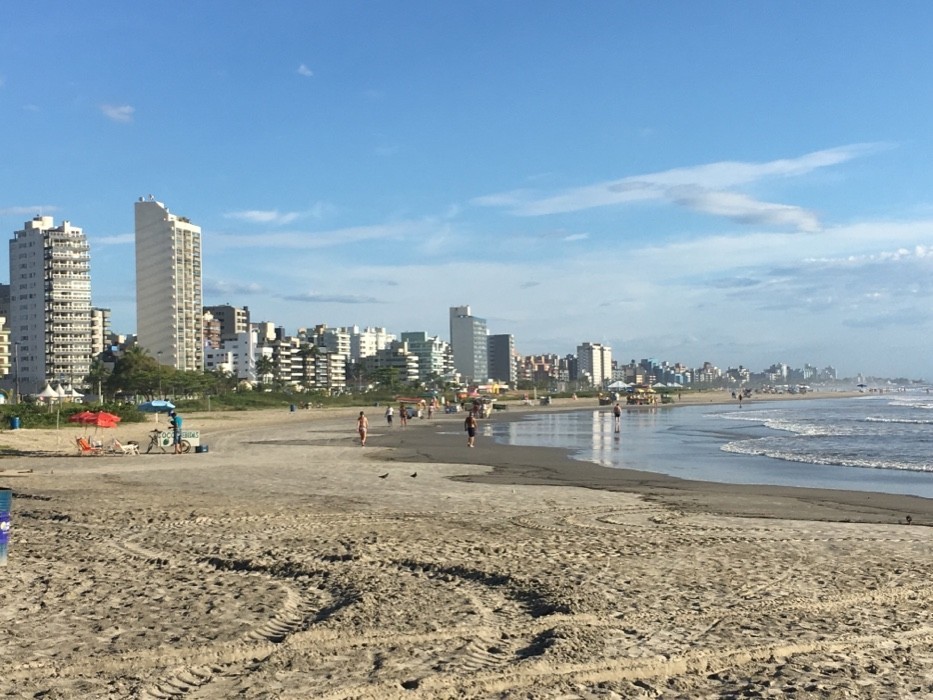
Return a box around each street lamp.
[157,351,163,398]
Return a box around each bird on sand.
[378,473,389,479]
[410,472,418,478]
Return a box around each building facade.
[400,331,454,383]
[9,216,92,394]
[487,333,516,386]
[449,305,488,384]
[135,196,203,371]
[576,342,612,388]
[204,304,250,343]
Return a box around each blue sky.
[2,2,932,380]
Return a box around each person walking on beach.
[464,413,478,448]
[169,411,183,454]
[357,411,369,446]
[385,405,393,426]
[399,403,408,427]
[612,402,622,432]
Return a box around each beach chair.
[76,436,103,456]
[109,438,140,455]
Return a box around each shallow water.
[486,395,933,499]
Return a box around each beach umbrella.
[90,411,121,429]
[68,410,98,425]
[137,400,175,413]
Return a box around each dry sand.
[1,398,932,699]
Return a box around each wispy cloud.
[204,279,265,296]
[473,144,888,232]
[668,187,820,232]
[212,220,423,249]
[0,205,56,216]
[297,64,313,77]
[100,104,135,123]
[94,233,135,245]
[224,209,301,225]
[279,292,380,304]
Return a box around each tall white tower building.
[135,196,203,371]
[9,216,92,393]
[576,341,612,388]
[449,305,488,384]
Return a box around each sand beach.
[1,397,932,698]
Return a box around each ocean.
[485,394,933,499]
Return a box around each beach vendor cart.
[146,428,201,454]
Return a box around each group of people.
[382,403,412,428]
[357,407,479,448]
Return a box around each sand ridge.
[1,402,932,698]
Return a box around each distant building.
[400,331,454,383]
[135,196,203,371]
[487,334,516,386]
[90,308,111,358]
[202,310,222,350]
[576,342,612,388]
[204,304,250,343]
[363,340,420,385]
[9,216,92,393]
[449,305,488,384]
[344,326,395,362]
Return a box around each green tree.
[106,346,160,398]
[84,358,112,402]
[254,355,275,387]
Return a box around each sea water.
[485,394,933,499]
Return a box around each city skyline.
[2,5,933,379]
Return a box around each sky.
[2,2,932,380]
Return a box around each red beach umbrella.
[68,410,98,425]
[90,412,121,429]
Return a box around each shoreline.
[371,396,933,526]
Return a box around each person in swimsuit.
[464,413,477,448]
[357,411,369,446]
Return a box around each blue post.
[0,488,11,566]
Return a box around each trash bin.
[289,404,296,413]
[0,487,11,566]
[9,417,20,430]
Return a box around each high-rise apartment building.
[204,304,250,343]
[9,216,92,393]
[400,331,454,383]
[449,305,488,384]
[90,308,111,357]
[487,333,516,386]
[135,196,203,371]
[576,341,612,388]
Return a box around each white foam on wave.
[721,438,933,473]
[865,416,933,425]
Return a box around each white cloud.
[297,64,313,77]
[668,187,821,232]
[280,291,380,304]
[473,144,888,232]
[0,205,56,216]
[224,209,301,225]
[93,233,135,245]
[211,220,428,249]
[203,279,265,296]
[100,104,135,123]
